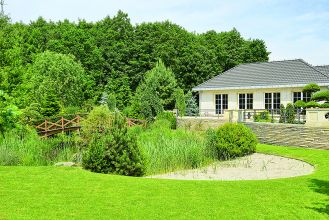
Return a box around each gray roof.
[315,65,329,77]
[193,59,329,91]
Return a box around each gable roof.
[315,65,329,77]
[193,59,329,91]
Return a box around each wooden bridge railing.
[35,115,146,136]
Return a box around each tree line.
[0,10,270,122]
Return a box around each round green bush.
[294,100,306,108]
[206,123,258,160]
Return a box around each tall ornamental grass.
[133,119,216,175]
[0,128,80,166]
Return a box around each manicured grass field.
[1,144,329,219]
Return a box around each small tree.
[286,103,296,124]
[82,110,146,176]
[99,92,116,111]
[174,88,186,117]
[185,92,199,116]
[41,93,61,117]
[303,83,321,94]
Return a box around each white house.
[192,59,329,116]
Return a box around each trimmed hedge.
[206,123,258,160]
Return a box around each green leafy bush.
[286,103,296,124]
[305,101,320,108]
[206,123,258,160]
[294,100,306,108]
[320,102,329,108]
[254,111,271,122]
[303,83,321,93]
[81,105,114,140]
[311,90,329,102]
[156,111,177,129]
[82,111,146,176]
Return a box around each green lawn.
[1,144,329,219]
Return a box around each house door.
[215,94,228,114]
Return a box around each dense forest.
[0,11,270,121]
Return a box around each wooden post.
[45,120,48,136]
[61,117,64,131]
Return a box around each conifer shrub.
[206,123,258,160]
[286,103,296,124]
[82,109,146,176]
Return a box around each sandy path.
[147,153,314,180]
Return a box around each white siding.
[198,86,329,113]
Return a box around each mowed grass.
[1,144,329,219]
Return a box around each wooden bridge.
[35,115,146,137]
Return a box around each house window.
[239,93,253,109]
[293,92,311,103]
[265,93,281,110]
[215,94,228,114]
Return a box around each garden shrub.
[303,83,321,94]
[206,123,258,160]
[286,103,296,124]
[254,111,271,122]
[81,105,114,141]
[305,101,320,108]
[311,90,329,102]
[321,103,329,108]
[156,111,176,129]
[294,100,306,108]
[82,111,146,176]
[279,104,286,123]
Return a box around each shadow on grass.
[309,179,329,215]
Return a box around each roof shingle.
[193,59,329,91]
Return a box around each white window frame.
[264,92,281,110]
[215,94,228,115]
[238,93,253,110]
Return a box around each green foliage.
[311,90,329,102]
[82,111,146,176]
[0,128,81,166]
[206,123,258,160]
[185,91,199,116]
[279,104,286,123]
[303,83,321,94]
[294,100,306,108]
[286,103,296,124]
[137,119,215,174]
[0,12,269,116]
[41,93,61,117]
[320,102,329,108]
[254,111,271,122]
[0,105,21,137]
[174,88,186,117]
[305,101,321,108]
[156,111,177,129]
[24,51,88,107]
[133,60,177,120]
[81,105,114,140]
[99,92,116,111]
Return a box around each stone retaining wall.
[177,117,227,130]
[243,122,329,150]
